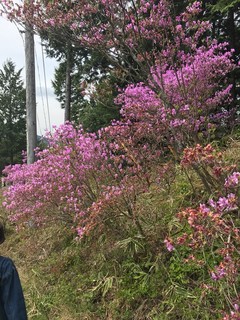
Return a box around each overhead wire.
[35,44,48,133]
[41,41,52,132]
[37,115,43,137]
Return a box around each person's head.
[0,222,5,244]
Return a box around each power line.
[41,42,52,132]
[37,115,43,137]
[35,46,48,132]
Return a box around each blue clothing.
[0,256,27,320]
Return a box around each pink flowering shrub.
[3,123,155,237]
[115,42,235,152]
[165,146,240,318]
[3,124,107,229]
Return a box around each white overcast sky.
[0,16,64,135]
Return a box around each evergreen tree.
[42,32,121,131]
[0,60,26,172]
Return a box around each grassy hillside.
[0,136,239,320]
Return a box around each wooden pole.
[25,21,37,164]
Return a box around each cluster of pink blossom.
[225,172,240,188]
[181,144,220,167]
[3,124,107,228]
[116,41,235,147]
[114,42,235,151]
[209,193,238,212]
[223,304,240,320]
[165,166,240,318]
[210,257,237,281]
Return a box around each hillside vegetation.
[0,135,240,320]
[1,1,240,319]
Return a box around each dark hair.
[0,222,5,244]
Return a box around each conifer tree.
[0,60,26,172]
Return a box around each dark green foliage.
[77,78,121,132]
[0,60,26,172]
[203,0,240,108]
[41,26,121,129]
[209,0,240,12]
[78,99,120,132]
[51,54,121,131]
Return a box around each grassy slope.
[0,137,239,320]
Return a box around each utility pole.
[25,20,37,164]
